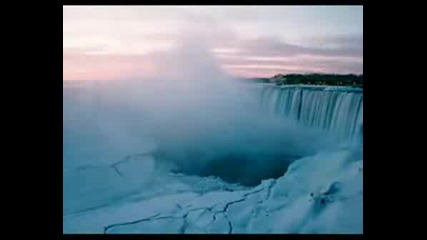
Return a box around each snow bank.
[63,145,363,234]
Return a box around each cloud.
[211,34,363,76]
[63,51,158,81]
[228,36,363,59]
[63,14,363,80]
[219,54,362,71]
[308,34,363,48]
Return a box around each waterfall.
[260,85,363,141]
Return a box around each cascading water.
[260,85,363,141]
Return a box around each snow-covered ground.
[63,143,362,234]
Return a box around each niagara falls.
[63,6,363,234]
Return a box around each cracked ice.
[63,148,362,234]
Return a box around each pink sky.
[63,6,363,81]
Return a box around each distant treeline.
[248,73,363,88]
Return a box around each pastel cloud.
[215,35,363,77]
[63,50,158,81]
[63,6,363,81]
